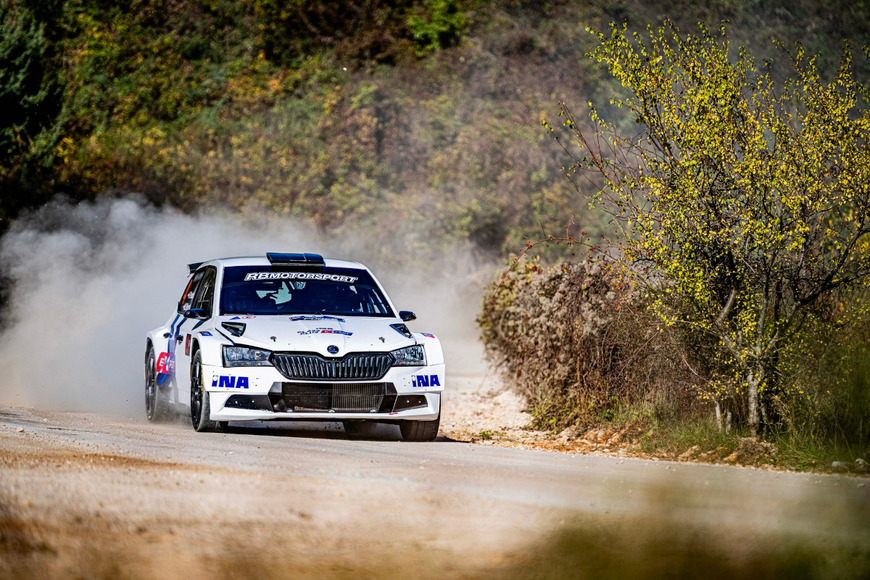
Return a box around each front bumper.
[202,363,444,422]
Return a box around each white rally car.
[144,253,444,441]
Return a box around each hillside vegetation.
[3,0,869,257]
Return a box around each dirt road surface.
[2,373,869,579]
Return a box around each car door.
[168,268,205,404]
[174,266,216,402]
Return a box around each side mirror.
[399,311,417,322]
[184,308,208,319]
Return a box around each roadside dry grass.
[441,384,870,475]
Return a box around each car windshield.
[219,266,394,317]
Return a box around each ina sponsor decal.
[411,374,441,388]
[211,375,249,389]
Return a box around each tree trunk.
[715,401,733,433]
[747,369,760,437]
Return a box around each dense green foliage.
[0,1,63,223]
[1,0,585,256]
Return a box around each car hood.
[216,314,415,356]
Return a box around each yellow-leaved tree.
[551,21,870,436]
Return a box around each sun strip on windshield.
[243,271,358,283]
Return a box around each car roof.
[192,256,367,272]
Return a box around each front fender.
[414,332,444,366]
[191,331,232,367]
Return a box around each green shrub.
[0,1,63,226]
[254,0,456,65]
[773,289,870,451]
[407,0,468,55]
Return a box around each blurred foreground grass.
[3,490,868,580]
[490,515,870,580]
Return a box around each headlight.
[223,345,272,367]
[391,345,426,366]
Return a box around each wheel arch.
[195,334,229,367]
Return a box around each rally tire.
[145,347,170,423]
[399,413,440,442]
[190,351,220,432]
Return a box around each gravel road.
[2,371,869,579]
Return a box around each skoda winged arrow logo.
[327,345,339,354]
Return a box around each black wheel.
[145,347,170,422]
[399,412,440,442]
[190,351,219,432]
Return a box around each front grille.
[271,352,394,381]
[270,382,397,413]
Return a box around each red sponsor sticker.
[156,352,175,374]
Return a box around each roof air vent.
[266,253,325,269]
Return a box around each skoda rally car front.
[144,253,444,441]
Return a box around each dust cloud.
[0,195,489,416]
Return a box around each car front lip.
[208,398,441,422]
[202,363,444,422]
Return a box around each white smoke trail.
[0,195,487,416]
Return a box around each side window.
[178,270,205,313]
[191,267,216,317]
